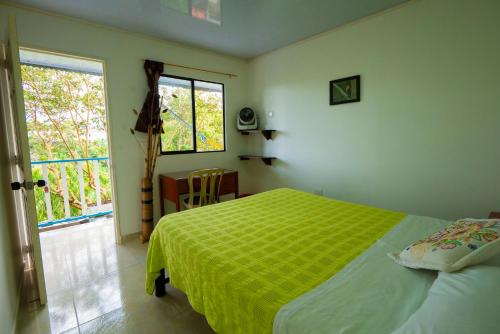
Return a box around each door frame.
[17,45,123,244]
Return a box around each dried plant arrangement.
[130,104,162,180]
[131,60,164,243]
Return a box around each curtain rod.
[142,59,238,78]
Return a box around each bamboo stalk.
[151,133,161,174]
[147,126,153,177]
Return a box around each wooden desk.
[159,169,239,215]
[489,212,500,219]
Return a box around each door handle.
[10,181,22,190]
[11,180,46,191]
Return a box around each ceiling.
[10,0,408,59]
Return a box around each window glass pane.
[159,0,221,25]
[191,0,221,25]
[194,81,224,152]
[159,77,194,152]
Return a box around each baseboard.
[12,262,25,334]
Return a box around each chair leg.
[155,269,168,297]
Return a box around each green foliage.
[160,84,194,151]
[195,89,224,152]
[159,83,224,152]
[21,65,111,222]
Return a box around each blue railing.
[31,157,113,228]
[31,156,110,165]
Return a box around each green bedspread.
[146,188,405,334]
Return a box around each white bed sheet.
[273,215,451,334]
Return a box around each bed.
[145,188,500,334]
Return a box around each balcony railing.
[31,157,113,228]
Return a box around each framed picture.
[329,75,360,105]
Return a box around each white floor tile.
[19,218,214,333]
[18,289,78,334]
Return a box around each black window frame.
[159,74,226,155]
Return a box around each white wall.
[248,0,500,220]
[0,2,251,236]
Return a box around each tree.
[21,65,111,221]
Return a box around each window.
[159,75,225,154]
[160,0,222,25]
[191,0,222,25]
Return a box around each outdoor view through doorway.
[20,49,114,233]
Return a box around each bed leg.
[155,269,168,297]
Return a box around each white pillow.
[388,219,500,272]
[392,265,500,334]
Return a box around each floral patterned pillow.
[389,219,500,272]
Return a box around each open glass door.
[2,15,47,305]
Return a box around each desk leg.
[159,176,165,216]
[235,174,239,199]
[175,197,181,212]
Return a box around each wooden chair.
[183,168,225,209]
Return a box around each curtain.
[134,59,164,134]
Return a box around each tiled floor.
[17,218,215,334]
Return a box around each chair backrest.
[187,168,225,207]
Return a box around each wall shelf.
[238,155,277,166]
[239,129,276,140]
